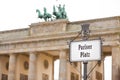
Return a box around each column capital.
[29,51,35,53]
[29,51,38,55]
[59,50,67,59]
[59,49,67,52]
[111,44,120,48]
[8,53,17,57]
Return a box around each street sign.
[70,39,101,62]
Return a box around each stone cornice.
[68,16,120,24]
[30,19,69,27]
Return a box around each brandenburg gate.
[0,16,120,80]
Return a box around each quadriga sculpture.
[36,4,68,21]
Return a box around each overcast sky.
[0,0,120,31]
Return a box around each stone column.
[0,56,2,80]
[28,52,37,80]
[59,50,67,80]
[8,54,16,80]
[112,46,120,80]
[52,58,54,80]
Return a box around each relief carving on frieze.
[96,71,102,80]
[2,74,8,80]
[42,73,49,80]
[20,74,28,80]
[71,72,79,80]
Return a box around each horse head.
[36,9,43,18]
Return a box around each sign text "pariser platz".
[78,44,92,58]
[70,40,101,62]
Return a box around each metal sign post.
[83,61,88,80]
[81,24,89,80]
[69,24,101,80]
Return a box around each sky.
[0,0,120,31]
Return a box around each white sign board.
[70,40,101,62]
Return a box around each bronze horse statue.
[36,9,43,19]
[36,8,52,21]
[43,7,52,21]
[53,4,67,19]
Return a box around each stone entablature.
[67,16,120,32]
[0,28,29,41]
[0,16,120,41]
[0,16,120,54]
